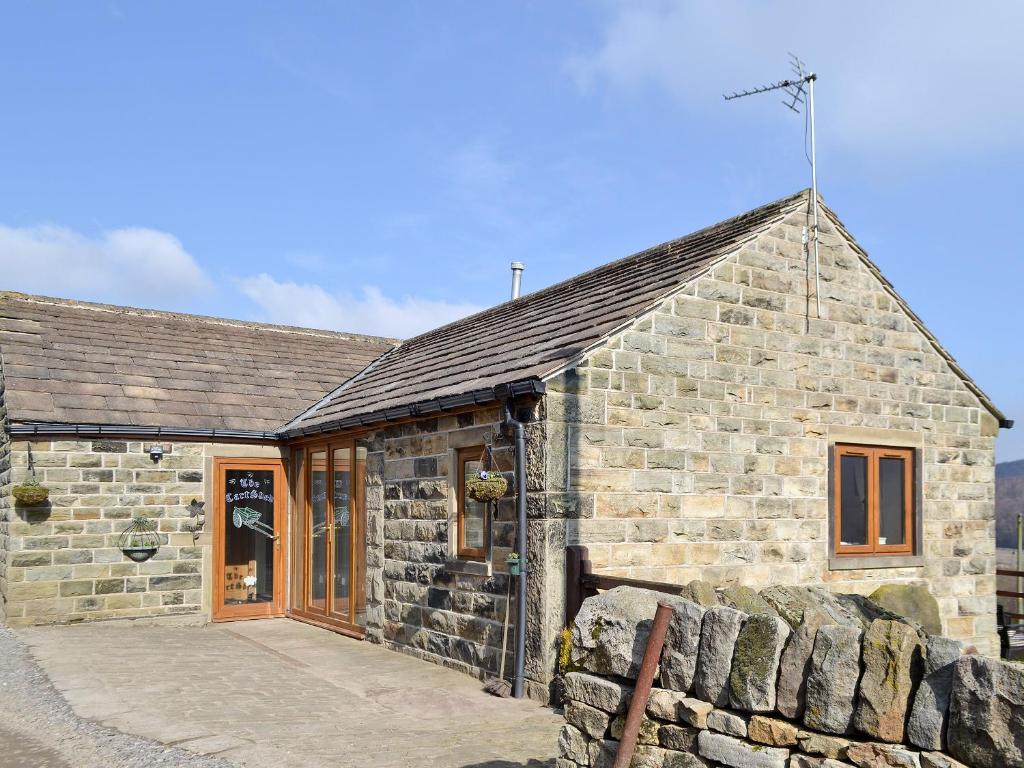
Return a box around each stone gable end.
[549,206,997,652]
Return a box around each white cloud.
[0,223,210,305]
[238,273,483,339]
[569,1,1024,157]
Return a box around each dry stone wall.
[549,205,998,653]
[557,586,1022,768]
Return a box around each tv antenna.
[724,54,820,318]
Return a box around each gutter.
[7,423,280,440]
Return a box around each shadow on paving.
[458,761,555,768]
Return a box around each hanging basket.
[467,471,508,503]
[12,480,49,506]
[118,516,161,562]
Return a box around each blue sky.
[1,2,1022,459]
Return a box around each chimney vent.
[510,262,525,300]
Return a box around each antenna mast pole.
[724,56,821,318]
[807,72,820,317]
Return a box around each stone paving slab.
[20,618,560,768]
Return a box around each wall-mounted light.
[148,444,164,463]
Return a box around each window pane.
[309,451,328,610]
[879,457,906,546]
[333,448,351,617]
[353,444,367,627]
[840,454,868,546]
[223,469,275,605]
[463,457,487,551]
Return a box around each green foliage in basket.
[466,470,508,503]
[12,479,49,505]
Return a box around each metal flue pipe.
[510,262,524,300]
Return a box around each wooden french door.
[296,439,366,634]
[213,458,286,621]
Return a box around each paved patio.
[20,618,561,768]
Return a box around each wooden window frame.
[833,443,915,558]
[456,446,489,560]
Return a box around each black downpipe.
[503,399,528,699]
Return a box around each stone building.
[0,190,1010,701]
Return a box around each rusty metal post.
[612,601,674,768]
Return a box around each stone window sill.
[828,554,924,571]
[444,558,491,576]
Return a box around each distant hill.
[997,460,1024,548]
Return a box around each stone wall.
[2,439,207,624]
[0,361,11,623]
[358,403,561,696]
[557,586,1021,768]
[548,206,999,652]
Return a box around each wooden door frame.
[290,439,367,637]
[212,457,287,621]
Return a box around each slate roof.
[0,293,396,434]
[281,190,811,436]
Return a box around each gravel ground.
[0,626,236,768]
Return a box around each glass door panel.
[213,459,285,621]
[308,451,328,613]
[331,447,351,620]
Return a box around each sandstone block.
[747,715,798,747]
[719,586,779,618]
[558,724,590,764]
[660,598,706,693]
[647,688,713,728]
[590,740,708,768]
[844,742,921,768]
[854,620,921,742]
[563,672,632,714]
[571,587,659,679]
[797,731,851,760]
[565,700,611,740]
[695,605,745,706]
[696,730,789,768]
[906,636,960,751]
[611,713,661,745]
[729,614,790,712]
[947,655,1024,768]
[777,609,832,719]
[868,584,942,636]
[706,709,748,737]
[659,723,700,752]
[680,580,720,608]
[805,624,863,735]
[919,752,968,768]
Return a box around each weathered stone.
[868,584,942,636]
[906,636,961,751]
[760,586,858,629]
[563,671,632,714]
[554,759,579,768]
[680,580,720,608]
[845,742,921,768]
[566,700,611,739]
[777,609,833,719]
[696,730,789,768]
[747,715,798,747]
[611,713,661,745]
[797,730,851,760]
[854,620,921,742]
[647,688,713,728]
[947,654,1024,768]
[694,605,745,706]
[706,709,748,737]
[833,593,920,634]
[719,586,780,618]
[805,624,863,735]
[558,723,590,764]
[590,740,709,768]
[919,752,968,768]
[659,723,700,752]
[571,587,659,679]
[729,614,790,712]
[660,598,706,693]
